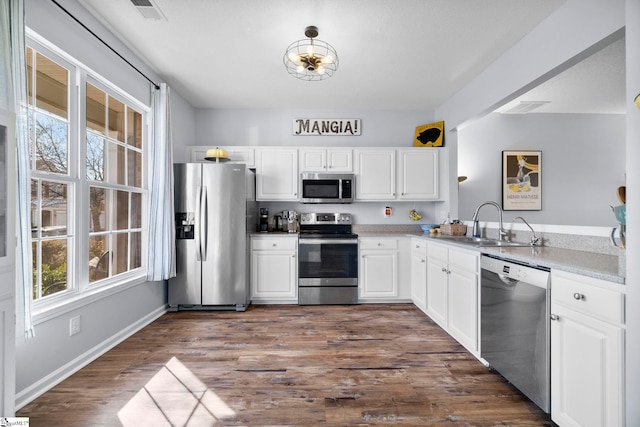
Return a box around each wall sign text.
[293,119,361,136]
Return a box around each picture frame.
[414,121,444,147]
[502,150,541,211]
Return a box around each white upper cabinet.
[255,148,299,201]
[397,148,439,200]
[354,149,396,200]
[299,148,353,172]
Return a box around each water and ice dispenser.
[176,212,195,239]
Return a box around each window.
[27,39,147,306]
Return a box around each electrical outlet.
[69,315,81,336]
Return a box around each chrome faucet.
[514,216,540,246]
[471,201,507,241]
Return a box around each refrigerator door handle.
[195,185,203,261]
[201,186,208,261]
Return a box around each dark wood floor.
[18,304,552,426]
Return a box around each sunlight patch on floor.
[118,356,236,426]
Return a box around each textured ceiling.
[76,0,624,114]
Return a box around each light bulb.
[306,44,314,56]
[296,64,304,73]
[288,51,301,63]
[317,66,325,75]
[322,55,334,64]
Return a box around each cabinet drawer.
[448,248,478,273]
[411,238,427,255]
[552,272,624,324]
[359,238,398,250]
[427,242,448,262]
[252,237,297,251]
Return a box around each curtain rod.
[50,0,161,89]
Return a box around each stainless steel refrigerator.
[169,162,257,311]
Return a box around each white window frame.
[26,30,150,322]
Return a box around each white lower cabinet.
[426,242,479,354]
[250,236,298,303]
[359,237,399,300]
[551,270,625,427]
[410,238,428,313]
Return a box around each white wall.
[190,108,433,148]
[15,0,195,408]
[624,1,639,424]
[458,112,626,226]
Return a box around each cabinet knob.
[550,314,560,321]
[421,259,426,263]
[441,267,447,273]
[573,292,585,301]
[377,243,382,247]
[272,243,277,247]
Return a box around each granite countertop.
[415,234,623,285]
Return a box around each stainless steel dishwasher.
[480,254,551,413]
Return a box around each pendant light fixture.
[283,26,338,81]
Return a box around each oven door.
[298,237,358,304]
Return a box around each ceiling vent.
[496,100,551,114]
[130,0,166,20]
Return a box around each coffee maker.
[259,208,269,232]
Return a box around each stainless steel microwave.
[300,173,354,204]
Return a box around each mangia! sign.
[293,119,361,136]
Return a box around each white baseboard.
[15,305,168,410]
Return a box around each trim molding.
[15,305,167,410]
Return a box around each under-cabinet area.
[249,232,626,427]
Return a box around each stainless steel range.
[297,213,358,305]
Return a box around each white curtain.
[146,83,175,281]
[2,0,34,339]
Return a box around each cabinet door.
[355,149,396,200]
[299,149,326,172]
[411,250,427,312]
[251,250,297,301]
[397,149,439,200]
[551,304,624,427]
[327,149,353,171]
[426,257,448,327]
[360,250,398,298]
[256,149,299,200]
[448,268,478,352]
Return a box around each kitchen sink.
[434,236,536,247]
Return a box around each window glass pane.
[127,149,142,187]
[31,180,39,237]
[86,83,106,135]
[127,108,142,149]
[35,113,68,174]
[35,52,68,119]
[108,96,125,142]
[130,231,141,269]
[131,193,141,229]
[105,141,126,184]
[41,239,68,297]
[26,47,33,105]
[114,233,128,274]
[115,190,129,230]
[86,132,105,181]
[89,187,108,232]
[32,241,38,297]
[41,181,67,237]
[89,235,109,282]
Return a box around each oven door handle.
[298,239,358,245]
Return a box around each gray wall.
[458,112,626,226]
[16,0,194,407]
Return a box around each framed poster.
[502,150,541,211]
